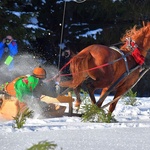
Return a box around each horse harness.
[110,37,145,74]
[109,46,130,74]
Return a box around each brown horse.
[60,23,150,114]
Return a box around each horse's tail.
[60,51,92,88]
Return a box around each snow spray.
[0,53,59,84]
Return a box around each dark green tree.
[0,0,150,96]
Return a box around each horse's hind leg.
[74,84,97,107]
[86,86,96,104]
[74,85,82,107]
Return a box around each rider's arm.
[0,42,4,59]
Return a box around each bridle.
[126,37,145,65]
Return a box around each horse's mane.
[121,26,137,42]
[120,23,150,51]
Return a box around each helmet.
[32,66,46,79]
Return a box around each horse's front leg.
[109,87,130,114]
[108,97,119,115]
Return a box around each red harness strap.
[130,42,145,65]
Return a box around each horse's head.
[121,23,150,56]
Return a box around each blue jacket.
[0,40,18,59]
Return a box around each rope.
[46,51,131,82]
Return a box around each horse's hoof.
[74,101,81,107]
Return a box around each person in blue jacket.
[0,35,18,70]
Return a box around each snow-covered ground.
[0,96,150,150]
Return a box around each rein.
[46,52,129,82]
[60,56,126,77]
